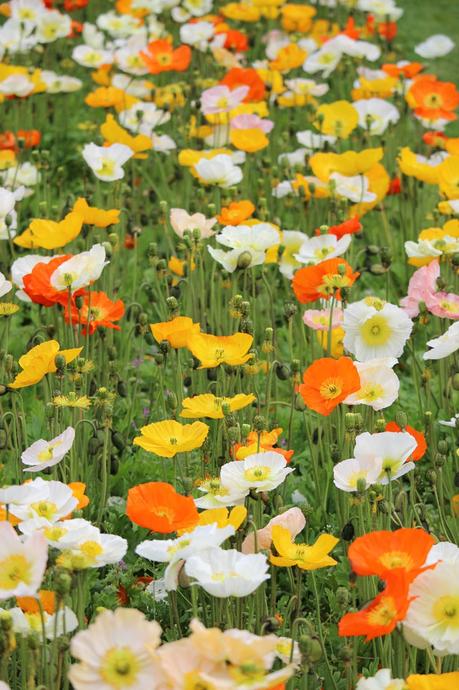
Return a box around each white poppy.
[7,605,78,639]
[423,321,459,360]
[333,456,384,493]
[8,478,78,524]
[184,547,270,597]
[415,35,455,59]
[295,234,352,265]
[353,431,417,484]
[353,98,400,135]
[296,130,336,150]
[343,298,413,361]
[50,243,108,292]
[356,669,405,690]
[194,154,243,188]
[330,173,376,203]
[82,143,134,182]
[0,271,12,298]
[220,451,294,494]
[36,10,71,43]
[21,426,75,473]
[0,523,48,599]
[343,358,399,410]
[72,44,114,68]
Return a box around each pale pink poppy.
[303,308,343,331]
[427,292,459,319]
[241,507,306,554]
[200,85,249,115]
[169,208,217,239]
[400,260,440,317]
[230,113,274,133]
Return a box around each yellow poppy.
[100,114,151,158]
[310,148,384,179]
[9,340,83,390]
[186,332,253,368]
[437,156,459,199]
[270,525,339,570]
[230,128,269,152]
[269,44,307,73]
[14,212,84,250]
[72,198,120,228]
[195,506,247,530]
[406,673,459,690]
[316,327,345,358]
[180,393,256,419]
[281,4,316,32]
[314,100,358,138]
[150,316,201,349]
[398,147,441,185]
[133,419,209,458]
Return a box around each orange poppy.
[348,528,435,580]
[407,75,459,121]
[126,481,198,533]
[292,258,359,304]
[218,200,255,225]
[339,575,412,641]
[319,216,362,240]
[385,422,427,461]
[17,590,56,615]
[217,28,249,52]
[65,291,125,335]
[220,67,266,102]
[68,482,90,511]
[233,428,294,462]
[141,39,192,74]
[299,357,360,417]
[23,255,73,307]
[382,62,423,79]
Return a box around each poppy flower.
[141,40,191,75]
[407,75,459,122]
[14,212,84,250]
[270,525,338,570]
[133,419,209,458]
[126,481,198,533]
[299,357,361,416]
[221,29,249,52]
[324,216,362,240]
[68,482,90,511]
[382,62,423,79]
[100,114,151,158]
[17,590,56,615]
[8,340,82,390]
[218,200,255,225]
[85,86,132,109]
[339,575,413,641]
[348,528,435,581]
[233,427,294,462]
[406,672,459,690]
[72,198,120,228]
[314,101,359,138]
[23,255,74,307]
[385,422,427,461]
[65,291,125,335]
[292,258,359,304]
[180,393,256,419]
[187,332,253,368]
[151,316,201,349]
[220,67,266,102]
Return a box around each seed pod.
[275,362,290,380]
[341,522,355,542]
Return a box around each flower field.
[1,0,459,689]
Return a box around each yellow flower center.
[368,596,397,627]
[424,93,443,109]
[31,500,58,520]
[157,52,173,66]
[319,377,342,400]
[0,555,32,590]
[379,551,413,570]
[97,159,117,177]
[100,648,140,688]
[360,315,392,346]
[433,595,459,628]
[44,525,67,541]
[80,541,103,562]
[360,383,384,402]
[243,465,272,482]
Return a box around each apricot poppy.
[292,258,359,304]
[187,332,253,368]
[133,419,209,458]
[218,200,255,225]
[338,575,412,641]
[385,422,427,461]
[299,357,360,416]
[23,255,73,307]
[141,40,191,75]
[126,481,198,533]
[67,482,90,512]
[65,291,125,335]
[407,75,459,122]
[220,67,266,102]
[151,316,201,349]
[348,528,434,581]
